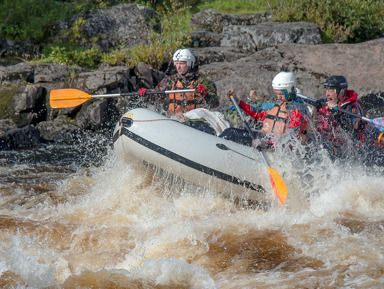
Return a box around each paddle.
[297,93,384,134]
[228,91,288,206]
[49,88,196,108]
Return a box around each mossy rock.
[0,84,22,119]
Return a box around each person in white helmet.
[220,71,311,147]
[138,48,219,119]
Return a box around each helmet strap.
[282,87,296,101]
[281,89,291,101]
[336,88,345,100]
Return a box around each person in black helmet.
[316,75,366,157]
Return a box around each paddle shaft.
[228,92,288,206]
[228,93,270,165]
[297,92,371,121]
[50,88,197,108]
[90,89,196,98]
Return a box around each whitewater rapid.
[0,144,384,288]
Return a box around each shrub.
[42,46,102,69]
[101,45,128,66]
[0,0,71,42]
[272,0,384,43]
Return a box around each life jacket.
[318,90,365,145]
[168,79,204,117]
[261,102,288,135]
[339,91,365,137]
[240,100,310,143]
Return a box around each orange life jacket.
[261,102,311,143]
[169,79,204,117]
[261,102,289,136]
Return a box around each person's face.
[174,61,189,75]
[274,89,286,101]
[325,88,339,104]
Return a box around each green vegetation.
[198,0,280,14]
[0,0,70,42]
[0,0,125,42]
[272,0,384,43]
[1,0,383,69]
[39,7,192,70]
[0,84,18,119]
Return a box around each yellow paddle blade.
[268,166,288,206]
[50,89,92,108]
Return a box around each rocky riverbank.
[1,4,383,149]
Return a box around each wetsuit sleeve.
[239,101,267,121]
[288,109,304,129]
[197,77,219,108]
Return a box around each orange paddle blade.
[268,166,288,206]
[50,89,92,108]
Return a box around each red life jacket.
[317,90,365,145]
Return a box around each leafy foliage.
[0,0,70,42]
[272,0,384,43]
[42,46,103,69]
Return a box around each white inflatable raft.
[113,108,271,202]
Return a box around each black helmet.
[323,75,348,89]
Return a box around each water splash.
[1,138,384,287]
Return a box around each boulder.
[33,63,87,84]
[0,63,33,84]
[0,119,17,135]
[193,47,249,66]
[0,37,41,59]
[221,22,322,52]
[190,9,271,33]
[73,65,132,93]
[50,4,161,53]
[199,38,384,105]
[36,118,79,143]
[275,38,384,97]
[0,125,43,149]
[11,85,47,127]
[74,98,119,130]
[190,29,223,48]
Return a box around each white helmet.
[272,71,296,91]
[173,49,195,68]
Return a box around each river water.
[1,135,384,288]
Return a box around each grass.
[199,0,302,14]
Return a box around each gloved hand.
[196,84,207,97]
[138,88,147,97]
[314,98,327,110]
[252,139,267,149]
[227,90,239,104]
[326,101,337,110]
